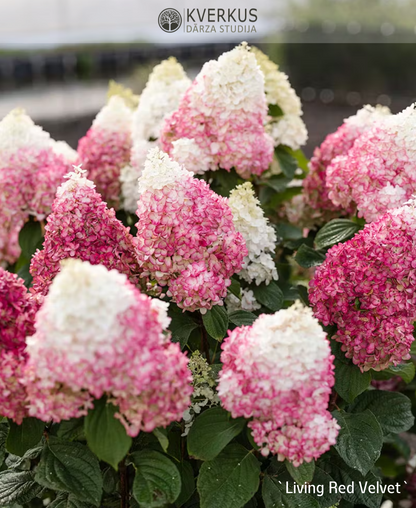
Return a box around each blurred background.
[1,0,415,156]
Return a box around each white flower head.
[133,57,191,140]
[269,114,308,150]
[0,108,52,157]
[27,259,136,365]
[199,42,266,114]
[240,302,330,387]
[252,47,302,116]
[138,148,192,195]
[344,103,391,129]
[93,95,133,133]
[229,182,278,285]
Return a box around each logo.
[158,8,182,33]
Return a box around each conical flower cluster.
[120,58,190,213]
[252,47,307,151]
[229,182,278,285]
[0,109,78,264]
[78,96,133,207]
[25,260,192,435]
[160,43,274,178]
[218,302,339,466]
[133,57,191,141]
[135,148,247,311]
[304,104,390,215]
[327,104,416,222]
[30,166,140,295]
[310,198,416,371]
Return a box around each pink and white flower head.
[120,59,190,212]
[135,148,247,311]
[252,47,307,150]
[304,104,391,215]
[0,268,37,423]
[160,42,274,178]
[327,104,416,222]
[0,109,78,264]
[218,302,339,466]
[30,165,140,296]
[78,96,133,207]
[310,198,416,371]
[25,259,192,435]
[228,183,278,285]
[133,57,191,141]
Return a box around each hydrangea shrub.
[0,42,414,508]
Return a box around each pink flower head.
[78,96,133,208]
[327,104,416,222]
[135,148,247,311]
[0,268,37,423]
[303,104,390,214]
[218,302,339,466]
[310,199,416,371]
[25,259,192,435]
[0,109,78,264]
[30,166,140,295]
[160,43,273,178]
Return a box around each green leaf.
[153,428,169,453]
[262,471,320,508]
[84,398,132,470]
[310,467,341,508]
[296,284,310,307]
[168,304,199,349]
[211,168,242,197]
[291,148,309,173]
[323,455,382,508]
[5,445,42,470]
[18,219,43,259]
[17,261,33,288]
[35,436,103,506]
[202,305,229,341]
[7,418,44,457]
[315,219,362,249]
[333,410,383,475]
[131,449,181,508]
[197,444,260,508]
[295,244,326,268]
[188,407,246,461]
[384,362,415,383]
[334,360,372,403]
[285,460,315,485]
[275,223,303,241]
[228,278,241,299]
[228,310,257,327]
[252,281,283,312]
[48,493,95,508]
[175,461,195,507]
[349,390,414,435]
[275,146,298,179]
[0,470,42,505]
[57,418,85,441]
[263,175,292,193]
[268,103,283,117]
